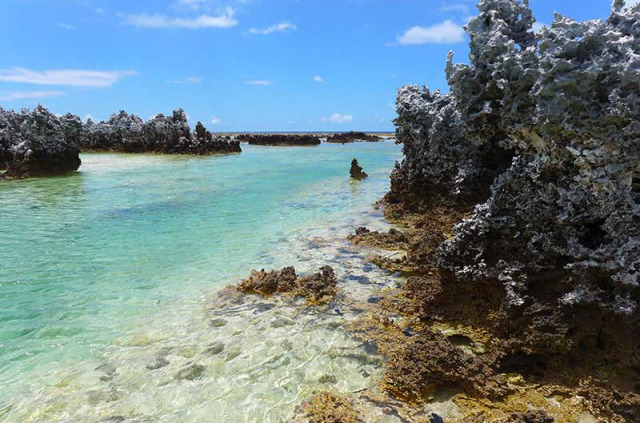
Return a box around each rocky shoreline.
[83,109,241,155]
[290,1,640,421]
[235,134,322,146]
[0,105,82,178]
[0,107,241,179]
[326,131,383,144]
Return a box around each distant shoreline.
[215,131,396,137]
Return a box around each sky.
[0,0,632,131]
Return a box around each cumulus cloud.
[0,90,64,101]
[394,20,465,45]
[313,76,325,83]
[210,116,222,125]
[125,8,237,29]
[0,68,137,87]
[244,80,271,85]
[323,113,353,124]
[247,22,296,35]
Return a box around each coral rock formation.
[0,105,82,178]
[236,134,321,146]
[83,109,241,154]
[238,266,337,304]
[350,159,368,180]
[358,0,640,420]
[326,132,383,144]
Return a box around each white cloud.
[244,80,271,85]
[125,8,237,29]
[0,68,137,87]
[210,116,222,125]
[395,20,465,45]
[58,23,75,30]
[313,76,325,83]
[247,22,296,35]
[532,22,548,33]
[439,4,470,13]
[0,91,64,101]
[325,113,353,124]
[178,0,212,9]
[168,76,203,84]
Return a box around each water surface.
[0,142,402,421]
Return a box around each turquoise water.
[0,142,402,420]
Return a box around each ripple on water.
[0,143,404,421]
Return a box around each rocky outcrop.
[373,0,640,419]
[326,132,383,144]
[83,109,240,154]
[236,134,321,146]
[349,159,368,180]
[0,105,82,178]
[238,266,337,304]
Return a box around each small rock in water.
[209,318,228,328]
[146,357,169,371]
[175,364,206,381]
[204,342,225,356]
[254,303,276,313]
[429,413,445,423]
[102,417,126,423]
[271,317,294,328]
[350,158,368,180]
[318,374,338,384]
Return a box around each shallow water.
[0,142,403,422]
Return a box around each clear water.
[0,142,403,422]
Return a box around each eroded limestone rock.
[0,105,82,178]
[238,266,337,304]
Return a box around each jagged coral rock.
[0,105,81,178]
[383,0,640,418]
[393,0,640,358]
[350,159,368,180]
[238,266,337,304]
[83,109,240,154]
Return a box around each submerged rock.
[175,364,206,381]
[236,134,321,146]
[326,132,383,144]
[0,105,82,178]
[350,159,368,180]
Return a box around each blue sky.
[0,0,629,131]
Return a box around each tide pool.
[0,141,402,421]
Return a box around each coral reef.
[236,134,321,146]
[326,132,383,144]
[83,109,241,154]
[0,105,82,178]
[238,266,337,304]
[350,159,368,180]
